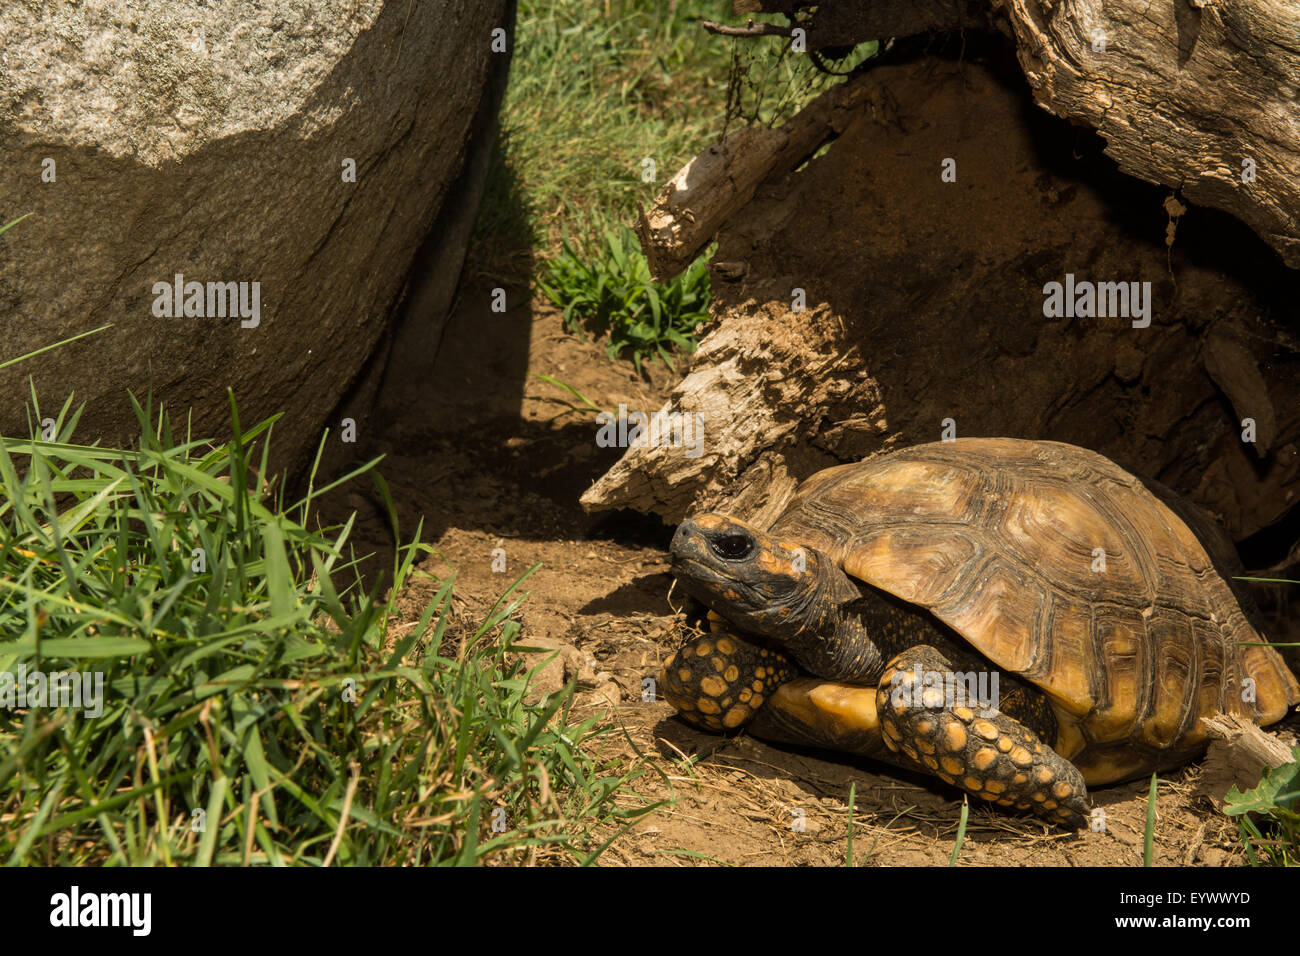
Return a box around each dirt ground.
[316,279,1300,867]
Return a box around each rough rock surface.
[0,0,510,475]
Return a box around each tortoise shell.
[767,437,1300,785]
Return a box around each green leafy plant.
[1223,749,1300,866]
[538,227,711,372]
[0,392,655,864]
[1225,575,1300,865]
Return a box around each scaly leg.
[876,644,1090,828]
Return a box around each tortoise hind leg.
[877,645,1091,829]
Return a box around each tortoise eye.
[711,533,753,561]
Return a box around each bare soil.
[317,280,1299,867]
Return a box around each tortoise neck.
[763,556,882,680]
[820,583,973,684]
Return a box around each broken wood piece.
[635,71,876,280]
[636,125,785,282]
[1195,712,1297,806]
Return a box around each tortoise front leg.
[661,630,799,732]
[876,645,1091,829]
[662,630,899,761]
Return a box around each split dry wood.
[635,71,877,281]
[1195,713,1297,806]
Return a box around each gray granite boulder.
[1,0,513,473]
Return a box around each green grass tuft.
[470,0,876,367]
[538,227,711,372]
[469,0,735,277]
[0,394,654,865]
[1143,772,1158,866]
[948,797,969,866]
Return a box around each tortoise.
[662,438,1300,828]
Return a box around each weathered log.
[729,0,1300,268]
[997,0,1300,269]
[1195,713,1297,806]
[636,73,878,281]
[582,53,1300,546]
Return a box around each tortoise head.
[670,513,832,639]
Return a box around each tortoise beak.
[669,520,712,581]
